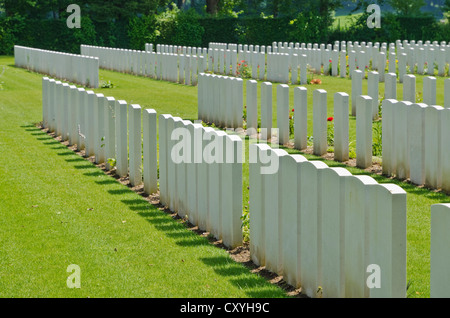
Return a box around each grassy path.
[0,56,288,298]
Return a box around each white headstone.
[313,89,328,156]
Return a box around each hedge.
[1,13,449,56]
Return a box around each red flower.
[292,108,295,112]
[329,59,332,63]
[327,117,334,122]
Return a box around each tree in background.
[444,0,450,19]
[387,0,426,16]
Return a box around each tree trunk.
[206,0,220,14]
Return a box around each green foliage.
[0,13,25,55]
[70,16,97,52]
[236,59,251,78]
[290,11,330,44]
[128,14,157,50]
[327,124,334,147]
[387,0,426,16]
[173,9,204,47]
[372,120,382,157]
[241,204,249,242]
[100,80,115,88]
[154,3,179,45]
[153,6,204,47]
[2,0,450,56]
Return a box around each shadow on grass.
[199,256,289,298]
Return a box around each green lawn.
[1,54,449,298]
[0,56,288,298]
[332,11,364,29]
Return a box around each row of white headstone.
[42,75,242,249]
[249,142,407,298]
[207,40,450,86]
[158,115,243,249]
[81,44,204,85]
[155,42,303,83]
[198,74,378,168]
[41,77,158,194]
[15,45,99,88]
[350,70,450,118]
[382,98,450,193]
[197,74,244,129]
[152,43,239,76]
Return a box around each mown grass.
[2,54,449,298]
[0,56,288,298]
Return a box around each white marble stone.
[260,82,273,141]
[385,73,397,100]
[104,96,116,171]
[294,86,308,150]
[249,143,270,266]
[246,80,258,136]
[94,94,106,164]
[344,175,378,298]
[403,74,416,103]
[128,104,142,187]
[382,99,398,176]
[441,108,450,193]
[368,183,407,298]
[356,95,373,169]
[423,76,437,106]
[408,103,427,186]
[334,92,350,162]
[351,70,363,116]
[221,134,243,249]
[393,101,411,180]
[321,167,352,298]
[280,154,308,288]
[425,105,443,189]
[115,100,128,178]
[431,204,450,297]
[277,84,290,145]
[143,108,158,195]
[299,160,329,298]
[313,89,328,156]
[368,71,379,120]
[85,90,96,157]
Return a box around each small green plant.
[416,91,423,103]
[241,203,249,243]
[100,80,115,88]
[307,135,314,147]
[378,95,384,119]
[289,107,294,137]
[327,116,334,146]
[372,120,382,157]
[236,60,251,79]
[107,158,116,168]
